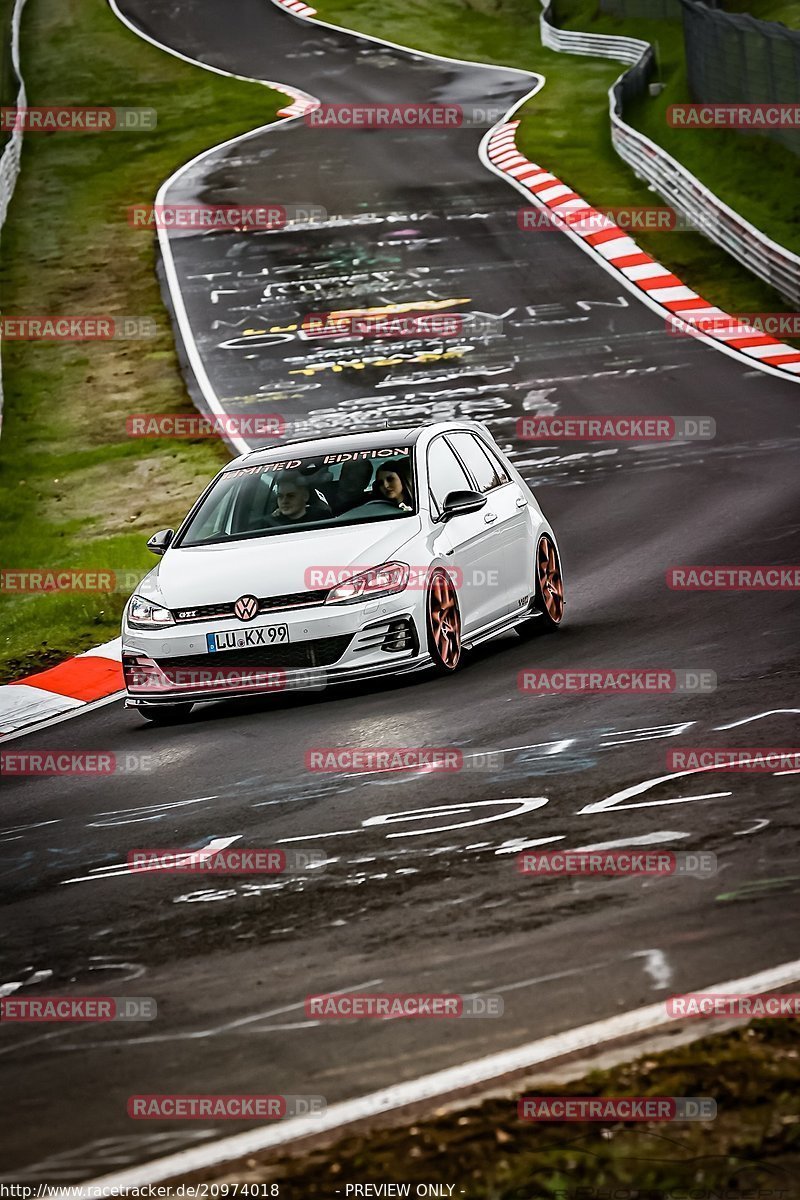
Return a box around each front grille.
[154,635,353,677]
[171,590,328,624]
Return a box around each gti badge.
[234,595,259,621]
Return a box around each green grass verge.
[0,0,287,684]
[555,0,800,256]
[318,0,800,338]
[1,0,16,128]
[225,1021,800,1194]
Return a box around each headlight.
[127,595,175,629]
[325,561,409,605]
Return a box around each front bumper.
[122,595,426,704]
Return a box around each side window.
[233,473,274,533]
[448,433,509,493]
[427,436,472,513]
[190,476,238,540]
[477,439,511,488]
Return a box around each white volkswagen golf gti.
[122,420,565,722]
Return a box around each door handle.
[516,496,527,509]
[484,511,498,524]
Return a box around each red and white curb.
[271,81,319,119]
[0,638,123,738]
[485,122,800,378]
[274,0,318,18]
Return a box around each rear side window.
[478,439,511,487]
[427,436,472,513]
[448,432,510,493]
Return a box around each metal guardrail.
[0,0,26,231]
[538,0,800,307]
[0,0,29,432]
[539,7,648,62]
[679,0,800,157]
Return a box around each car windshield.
[177,446,417,547]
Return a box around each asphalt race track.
[1,0,799,1183]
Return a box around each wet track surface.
[2,0,800,1182]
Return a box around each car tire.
[426,568,463,673]
[517,534,565,640]
[138,703,194,725]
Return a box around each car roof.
[221,421,482,471]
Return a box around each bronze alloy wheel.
[426,569,462,672]
[518,534,565,639]
[537,534,565,627]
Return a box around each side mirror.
[146,528,174,556]
[439,490,487,521]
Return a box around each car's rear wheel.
[138,703,194,725]
[518,534,565,640]
[426,569,463,673]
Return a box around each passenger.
[270,473,330,525]
[374,459,414,511]
[331,459,373,515]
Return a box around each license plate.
[206,624,289,652]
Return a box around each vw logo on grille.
[234,594,259,622]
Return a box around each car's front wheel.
[137,703,194,725]
[518,534,565,640]
[426,569,463,673]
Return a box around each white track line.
[113,0,800,460]
[271,0,799,385]
[108,0,542,462]
[77,957,800,1188]
[108,0,321,456]
[478,123,800,384]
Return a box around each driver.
[271,473,329,525]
